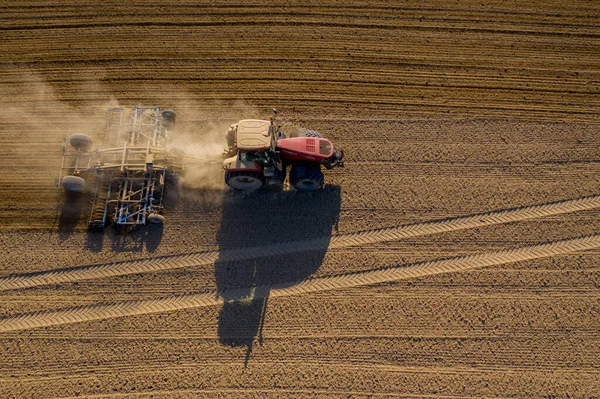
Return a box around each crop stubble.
[0,1,599,398]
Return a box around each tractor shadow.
[215,185,341,365]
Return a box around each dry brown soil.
[0,1,599,398]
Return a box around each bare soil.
[0,1,599,398]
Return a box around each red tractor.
[223,110,344,191]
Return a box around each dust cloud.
[162,97,263,192]
[0,73,270,192]
[0,71,120,144]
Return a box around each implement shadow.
[109,224,164,253]
[215,185,341,365]
[83,173,180,253]
[57,191,84,240]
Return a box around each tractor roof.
[236,119,271,151]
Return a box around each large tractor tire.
[290,128,323,138]
[69,133,93,151]
[289,164,324,191]
[62,175,86,192]
[225,171,265,191]
[162,110,176,129]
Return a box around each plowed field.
[1,1,599,398]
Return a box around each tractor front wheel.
[225,171,265,191]
[289,164,324,191]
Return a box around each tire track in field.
[1,194,599,292]
[1,234,599,332]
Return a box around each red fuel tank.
[275,137,334,163]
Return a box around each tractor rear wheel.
[62,175,86,192]
[69,133,93,151]
[290,128,323,138]
[225,171,265,191]
[289,164,324,191]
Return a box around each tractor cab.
[223,117,282,166]
[226,119,272,151]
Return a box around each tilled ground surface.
[0,1,599,398]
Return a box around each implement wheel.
[147,213,165,224]
[62,175,86,192]
[69,133,93,151]
[225,171,265,191]
[162,110,176,129]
